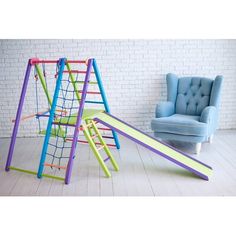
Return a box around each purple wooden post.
[5,59,32,171]
[65,59,93,184]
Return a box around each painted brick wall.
[0,39,236,137]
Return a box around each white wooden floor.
[0,130,236,196]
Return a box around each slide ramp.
[93,112,213,180]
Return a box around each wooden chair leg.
[208,135,213,143]
[195,143,202,155]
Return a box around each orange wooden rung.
[91,134,98,139]
[56,109,67,114]
[12,109,49,123]
[44,163,67,170]
[97,145,105,151]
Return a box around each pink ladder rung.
[78,90,101,95]
[63,70,95,74]
[30,58,87,65]
[98,127,112,131]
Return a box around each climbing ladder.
[53,59,120,149]
[82,119,119,177]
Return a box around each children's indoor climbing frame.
[5,58,120,184]
[5,57,213,185]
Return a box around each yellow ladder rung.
[82,121,98,129]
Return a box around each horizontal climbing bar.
[9,166,65,181]
[85,100,103,104]
[75,81,98,84]
[37,114,50,118]
[67,60,87,64]
[17,109,66,121]
[65,139,116,147]
[97,145,105,151]
[56,109,68,114]
[12,109,66,123]
[57,70,95,75]
[102,135,114,139]
[91,134,99,139]
[44,163,67,170]
[12,113,35,123]
[53,121,98,129]
[98,127,112,131]
[30,58,87,65]
[104,157,110,162]
[12,109,49,123]
[42,174,65,181]
[78,90,101,95]
[9,166,38,175]
[52,122,76,127]
[79,121,98,130]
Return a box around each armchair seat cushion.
[151,114,208,136]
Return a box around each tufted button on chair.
[151,73,223,154]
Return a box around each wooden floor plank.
[9,138,42,196]
[109,147,128,196]
[116,138,141,196]
[63,144,90,196]
[147,147,182,196]
[0,130,236,196]
[0,138,20,196]
[87,148,100,196]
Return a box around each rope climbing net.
[35,62,84,169]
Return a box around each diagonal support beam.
[93,59,120,149]
[65,58,93,184]
[5,59,32,171]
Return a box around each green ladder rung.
[9,166,65,181]
[39,128,66,138]
[73,81,98,84]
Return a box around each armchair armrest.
[155,101,175,118]
[200,106,217,124]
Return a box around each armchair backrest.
[166,73,223,116]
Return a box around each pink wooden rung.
[30,58,87,65]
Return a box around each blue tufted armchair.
[151,73,223,154]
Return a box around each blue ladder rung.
[85,100,104,104]
[102,135,114,139]
[36,110,50,119]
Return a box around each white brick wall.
[0,39,236,137]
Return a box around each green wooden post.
[35,64,52,106]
